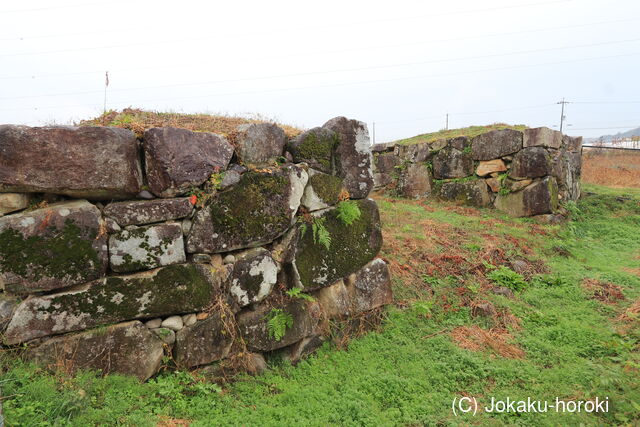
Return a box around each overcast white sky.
[1,0,639,142]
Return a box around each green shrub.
[487,265,527,291]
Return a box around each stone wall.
[0,117,391,381]
[372,127,582,218]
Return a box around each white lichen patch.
[288,166,309,213]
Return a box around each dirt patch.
[623,267,640,277]
[451,325,525,359]
[582,279,625,303]
[618,299,640,323]
[157,417,191,427]
[582,148,640,188]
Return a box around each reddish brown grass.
[582,148,640,188]
[582,278,625,303]
[450,326,525,359]
[79,108,303,140]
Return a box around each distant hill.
[584,127,640,144]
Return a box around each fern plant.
[286,287,315,302]
[336,200,361,225]
[487,265,527,292]
[311,217,331,250]
[266,309,294,341]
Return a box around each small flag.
[105,71,109,87]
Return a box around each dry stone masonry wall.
[372,127,582,218]
[0,117,391,381]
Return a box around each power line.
[0,0,137,14]
[0,0,571,39]
[3,37,639,102]
[2,50,638,113]
[4,18,633,81]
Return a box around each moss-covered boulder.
[4,264,221,344]
[229,248,278,308]
[494,177,559,217]
[323,117,374,199]
[237,299,326,351]
[301,170,344,211]
[143,127,234,198]
[509,147,552,179]
[438,179,491,207]
[432,146,474,179]
[0,200,108,294]
[471,129,523,161]
[0,125,143,199]
[109,223,186,273]
[288,127,338,174]
[174,310,234,369]
[398,163,432,199]
[186,165,308,253]
[287,198,382,291]
[24,321,164,381]
[103,197,193,227]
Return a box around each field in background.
[582,148,640,188]
[79,108,303,139]
[3,184,639,426]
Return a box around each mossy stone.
[288,127,338,174]
[289,198,382,291]
[4,263,220,344]
[0,200,107,294]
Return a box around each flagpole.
[103,71,109,120]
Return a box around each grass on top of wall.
[79,108,303,140]
[393,123,527,146]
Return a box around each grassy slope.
[393,123,527,146]
[2,184,639,426]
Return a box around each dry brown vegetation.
[450,325,525,359]
[79,108,303,140]
[582,148,640,188]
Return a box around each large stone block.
[373,153,401,189]
[25,321,164,381]
[563,135,583,152]
[109,223,186,273]
[235,123,287,166]
[0,200,108,294]
[523,127,562,149]
[288,127,337,174]
[345,258,393,313]
[237,300,325,352]
[229,248,278,308]
[494,177,558,217]
[471,129,523,161]
[432,147,474,179]
[394,141,434,163]
[323,117,373,199]
[301,170,345,211]
[288,198,382,291]
[103,198,193,226]
[174,311,234,369]
[143,127,234,197]
[509,147,552,179]
[0,193,30,217]
[4,264,220,344]
[0,295,19,332]
[0,125,142,199]
[186,165,308,253]
[398,163,432,199]
[476,159,507,177]
[438,179,491,207]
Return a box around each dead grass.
[582,148,640,188]
[450,325,525,359]
[78,108,303,140]
[582,278,625,303]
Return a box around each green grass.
[2,186,639,426]
[394,123,527,146]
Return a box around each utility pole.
[445,113,449,130]
[557,98,570,133]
